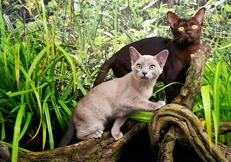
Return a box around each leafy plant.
[193,60,231,147]
[1,0,231,161]
[0,1,90,161]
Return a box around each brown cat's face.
[167,8,205,45]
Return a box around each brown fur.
[94,8,205,103]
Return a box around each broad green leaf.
[201,85,212,149]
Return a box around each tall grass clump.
[193,1,231,147]
[194,59,231,147]
[0,1,91,161]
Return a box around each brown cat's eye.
[136,64,142,69]
[178,26,184,31]
[192,25,198,29]
[149,65,155,70]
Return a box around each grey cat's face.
[129,47,168,81]
[132,56,161,80]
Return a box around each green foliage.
[1,1,90,160]
[0,25,84,157]
[0,0,231,161]
[193,60,231,147]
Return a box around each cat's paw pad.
[156,101,166,109]
[111,130,123,140]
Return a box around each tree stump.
[1,43,231,162]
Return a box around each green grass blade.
[153,82,183,95]
[0,2,6,53]
[213,61,221,145]
[7,80,52,97]
[56,45,89,96]
[129,112,153,122]
[12,103,26,162]
[90,4,101,41]
[51,95,65,131]
[201,85,212,149]
[44,103,54,150]
[2,141,32,153]
[43,92,54,150]
[14,44,20,90]
[42,116,46,150]
[19,112,32,141]
[0,111,6,140]
[58,100,72,116]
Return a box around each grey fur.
[57,47,168,147]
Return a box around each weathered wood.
[216,121,231,134]
[157,127,176,162]
[0,121,147,162]
[173,43,210,110]
[149,104,230,162]
[148,43,231,162]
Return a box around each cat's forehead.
[177,17,199,26]
[136,55,158,64]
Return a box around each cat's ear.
[167,11,179,28]
[156,50,169,68]
[129,46,141,64]
[194,8,205,25]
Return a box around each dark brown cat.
[94,8,205,103]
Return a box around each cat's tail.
[94,55,116,86]
[57,119,75,148]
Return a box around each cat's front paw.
[156,101,166,109]
[111,130,123,140]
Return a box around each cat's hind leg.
[76,125,104,140]
[111,117,127,140]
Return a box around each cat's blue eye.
[136,64,142,69]
[149,65,155,70]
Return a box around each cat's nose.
[186,30,192,35]
[142,72,147,76]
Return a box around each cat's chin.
[140,76,150,80]
[177,37,196,45]
[186,37,197,43]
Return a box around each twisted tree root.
[149,43,230,161]
[149,104,231,162]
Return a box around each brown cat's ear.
[129,46,141,64]
[194,8,205,25]
[156,50,169,68]
[167,11,179,28]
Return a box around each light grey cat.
[57,47,169,147]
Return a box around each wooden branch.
[0,121,147,162]
[149,43,231,162]
[157,126,176,162]
[173,43,211,110]
[217,121,231,134]
[149,104,230,162]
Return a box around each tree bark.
[0,121,147,162]
[149,104,231,162]
[148,43,231,161]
